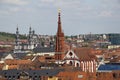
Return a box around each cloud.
[38,0,81,8]
[54,0,81,9]
[99,11,112,17]
[37,0,119,19]
[40,0,55,3]
[0,0,31,15]
[0,7,21,15]
[0,0,29,5]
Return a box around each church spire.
[16,24,19,39]
[15,24,20,47]
[57,9,62,34]
[55,9,65,53]
[16,24,19,34]
[29,25,32,35]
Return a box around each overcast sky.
[0,0,120,35]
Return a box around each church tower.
[16,27,19,44]
[55,10,65,60]
[28,26,36,50]
[28,26,33,50]
[28,27,32,44]
[14,26,20,51]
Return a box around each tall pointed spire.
[57,9,62,34]
[29,25,32,34]
[16,24,19,39]
[16,24,19,34]
[55,9,65,53]
[28,25,32,45]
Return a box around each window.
[69,61,72,66]
[78,75,83,78]
[76,63,79,67]
[5,76,7,78]
[33,72,36,75]
[8,76,11,79]
[29,76,32,78]
[58,79,62,80]
[69,52,73,56]
[113,73,118,78]
[49,76,53,78]
[34,76,37,78]
[13,76,15,78]
[17,76,20,79]
[96,74,98,77]
[4,72,7,75]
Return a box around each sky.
[0,0,120,35]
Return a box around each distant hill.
[0,32,27,41]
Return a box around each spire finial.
[58,8,61,13]
[30,24,31,28]
[58,8,61,17]
[16,24,18,30]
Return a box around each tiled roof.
[22,55,34,60]
[73,48,97,61]
[13,53,28,59]
[57,70,87,80]
[5,59,32,65]
[0,69,63,80]
[8,65,18,69]
[18,60,32,64]
[33,47,55,53]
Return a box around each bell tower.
[55,9,65,60]
[14,25,20,52]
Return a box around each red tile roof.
[73,48,97,61]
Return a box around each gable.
[4,54,14,60]
[63,50,79,60]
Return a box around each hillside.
[0,32,15,41]
[0,32,27,41]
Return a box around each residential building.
[108,33,120,45]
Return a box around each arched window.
[76,63,79,67]
[69,61,72,66]
[113,73,118,78]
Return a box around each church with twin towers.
[14,26,38,53]
[14,10,65,55]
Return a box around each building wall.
[64,50,96,73]
[48,77,58,80]
[108,34,120,45]
[56,71,96,80]
[80,61,95,73]
[97,71,120,80]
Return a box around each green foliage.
[19,35,27,39]
[0,32,15,41]
[0,32,27,41]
